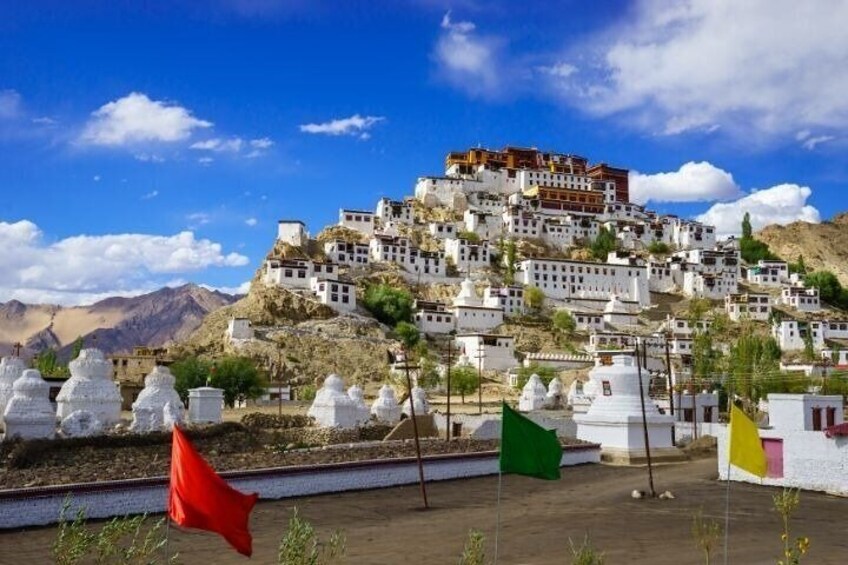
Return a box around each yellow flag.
[729,404,767,478]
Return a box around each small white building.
[587,331,635,353]
[263,258,338,289]
[445,238,491,272]
[452,278,504,332]
[660,316,712,337]
[368,235,446,277]
[414,305,455,335]
[683,270,737,300]
[464,209,502,241]
[502,209,541,239]
[376,197,414,225]
[338,209,376,236]
[226,317,253,342]
[428,221,458,240]
[747,260,789,287]
[483,286,525,317]
[772,320,825,351]
[781,285,821,312]
[571,311,605,332]
[647,262,677,293]
[277,220,309,247]
[602,295,638,328]
[324,240,370,268]
[672,219,716,250]
[518,258,650,307]
[455,334,517,372]
[725,292,771,322]
[311,278,357,312]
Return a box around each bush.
[647,240,671,254]
[516,363,558,389]
[458,530,486,565]
[525,286,545,312]
[457,230,480,243]
[591,226,617,261]
[362,284,414,326]
[278,507,345,565]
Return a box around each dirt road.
[2,456,847,564]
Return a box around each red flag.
[169,426,259,557]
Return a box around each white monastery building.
[452,278,504,332]
[311,278,356,312]
[338,209,376,236]
[455,334,517,372]
[445,238,491,272]
[747,260,789,287]
[725,292,771,322]
[324,240,370,268]
[781,285,821,312]
[376,197,414,225]
[276,220,309,247]
[518,258,649,307]
[483,286,525,317]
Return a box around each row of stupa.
[308,374,428,429]
[0,349,224,440]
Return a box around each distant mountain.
[0,284,239,359]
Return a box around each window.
[812,408,823,431]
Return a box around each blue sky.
[1,0,846,305]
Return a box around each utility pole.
[476,337,485,415]
[635,340,656,498]
[664,337,676,445]
[445,338,452,441]
[403,346,429,509]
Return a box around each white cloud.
[0,219,248,306]
[796,130,836,151]
[245,218,258,227]
[250,137,273,149]
[198,156,214,165]
[134,153,165,163]
[141,190,159,200]
[93,175,101,182]
[190,137,244,152]
[558,0,848,140]
[80,92,212,146]
[0,90,22,119]
[696,184,821,237]
[299,114,385,136]
[186,212,212,228]
[629,161,741,205]
[434,12,499,95]
[32,116,57,125]
[201,281,251,296]
[536,62,577,78]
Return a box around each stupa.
[402,386,430,417]
[347,384,371,426]
[56,348,121,428]
[0,356,27,419]
[518,374,547,412]
[131,365,185,432]
[307,374,361,429]
[3,369,55,439]
[453,277,482,307]
[370,384,401,424]
[603,294,637,327]
[188,387,224,424]
[546,377,564,409]
[567,380,592,414]
[574,353,683,464]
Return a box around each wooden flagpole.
[635,340,656,497]
[403,349,429,509]
[723,383,734,565]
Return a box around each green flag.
[499,402,562,480]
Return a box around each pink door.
[762,438,784,478]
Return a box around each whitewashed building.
[725,292,771,322]
[464,209,502,241]
[324,240,370,268]
[647,262,677,293]
[368,235,446,277]
[683,271,737,300]
[277,220,309,247]
[781,285,821,312]
[672,220,716,250]
[502,209,541,238]
[338,209,376,236]
[518,258,649,307]
[455,334,517,372]
[822,349,848,368]
[428,221,458,240]
[445,238,491,272]
[571,310,605,332]
[452,278,504,332]
[311,278,356,312]
[483,286,525,316]
[263,258,338,289]
[226,318,253,341]
[660,316,712,337]
[587,331,635,352]
[824,320,848,340]
[772,320,826,351]
[376,197,414,225]
[603,295,638,327]
[747,260,789,287]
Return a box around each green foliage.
[211,356,267,408]
[789,254,807,275]
[742,212,753,240]
[171,356,213,403]
[773,488,810,565]
[647,240,671,254]
[394,321,420,350]
[34,348,69,377]
[458,530,486,565]
[449,364,479,403]
[590,226,617,261]
[516,363,558,389]
[298,384,317,402]
[71,336,84,361]
[278,507,346,565]
[552,309,576,342]
[726,323,783,401]
[362,284,414,326]
[802,331,816,362]
[691,509,722,565]
[457,230,481,243]
[415,343,442,390]
[53,498,174,565]
[504,238,517,285]
[692,330,720,383]
[568,535,605,565]
[804,270,846,308]
[524,286,545,312]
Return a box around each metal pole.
[664,337,676,444]
[404,349,429,509]
[635,341,656,497]
[477,343,483,416]
[446,339,452,441]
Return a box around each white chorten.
[518,374,547,412]
[545,377,564,409]
[453,277,482,307]
[347,384,371,426]
[131,365,185,432]
[574,354,681,464]
[188,387,223,424]
[308,374,361,429]
[370,384,401,424]
[56,348,121,427]
[3,369,55,439]
[402,386,430,417]
[567,380,592,414]
[0,356,27,419]
[603,294,637,327]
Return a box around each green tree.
[394,321,420,350]
[647,240,671,255]
[414,342,442,390]
[525,286,545,313]
[805,270,843,304]
[802,331,815,362]
[504,238,517,284]
[741,212,753,240]
[552,309,576,343]
[71,336,84,360]
[211,356,266,408]
[171,356,212,403]
[362,284,414,326]
[450,364,479,403]
[789,254,807,275]
[34,348,68,377]
[590,226,617,261]
[516,363,558,389]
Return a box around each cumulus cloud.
[80,92,212,146]
[190,137,244,152]
[0,219,248,306]
[0,90,22,119]
[536,62,577,78]
[433,12,500,96]
[629,161,741,205]
[696,184,821,237]
[141,190,159,200]
[299,114,384,136]
[250,137,273,149]
[557,0,848,140]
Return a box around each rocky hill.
[0,284,237,359]
[757,212,848,286]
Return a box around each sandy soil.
[3,456,848,564]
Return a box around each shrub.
[278,507,345,565]
[458,530,486,565]
[516,363,558,389]
[362,284,414,326]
